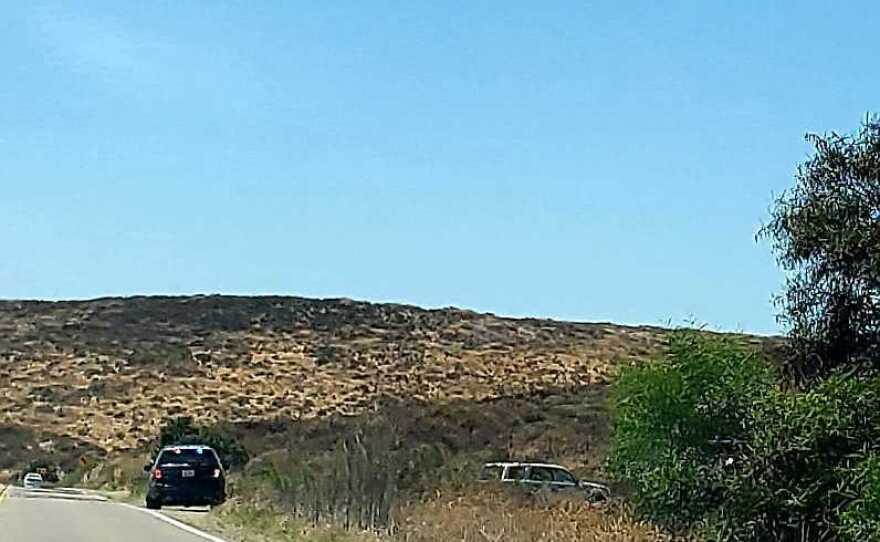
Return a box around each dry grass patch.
[394,489,667,542]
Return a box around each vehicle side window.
[527,467,554,482]
[504,466,526,480]
[552,468,577,484]
[480,466,503,480]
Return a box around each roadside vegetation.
[200,486,665,542]
[391,489,665,542]
[75,389,660,541]
[608,117,880,541]
[608,330,880,541]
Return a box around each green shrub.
[840,454,880,542]
[711,377,880,542]
[607,330,775,532]
[608,330,880,541]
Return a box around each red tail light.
[212,469,221,478]
[153,468,163,480]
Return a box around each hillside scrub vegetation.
[0,294,672,460]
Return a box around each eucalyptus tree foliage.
[761,117,880,383]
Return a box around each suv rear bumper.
[148,484,225,506]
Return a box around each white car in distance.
[23,472,43,489]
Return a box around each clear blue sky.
[2,2,877,334]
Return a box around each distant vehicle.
[22,472,43,489]
[144,445,226,509]
[479,462,610,502]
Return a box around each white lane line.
[19,487,107,499]
[119,503,231,542]
[13,487,109,503]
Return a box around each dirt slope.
[0,295,769,468]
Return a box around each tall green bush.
[607,330,776,532]
[840,454,880,542]
[711,376,880,541]
[609,331,880,541]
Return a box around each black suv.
[144,445,226,509]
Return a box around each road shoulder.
[99,488,242,542]
[119,503,232,542]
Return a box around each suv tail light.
[212,468,221,478]
[153,468,163,480]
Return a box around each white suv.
[479,462,610,501]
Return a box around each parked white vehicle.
[22,472,43,489]
[479,462,610,502]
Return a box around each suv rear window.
[504,466,526,480]
[157,448,220,468]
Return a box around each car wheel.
[145,498,161,510]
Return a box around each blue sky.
[2,2,877,334]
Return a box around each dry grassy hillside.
[0,295,769,471]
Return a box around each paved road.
[0,487,223,542]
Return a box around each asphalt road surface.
[0,487,225,542]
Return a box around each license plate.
[182,470,195,478]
